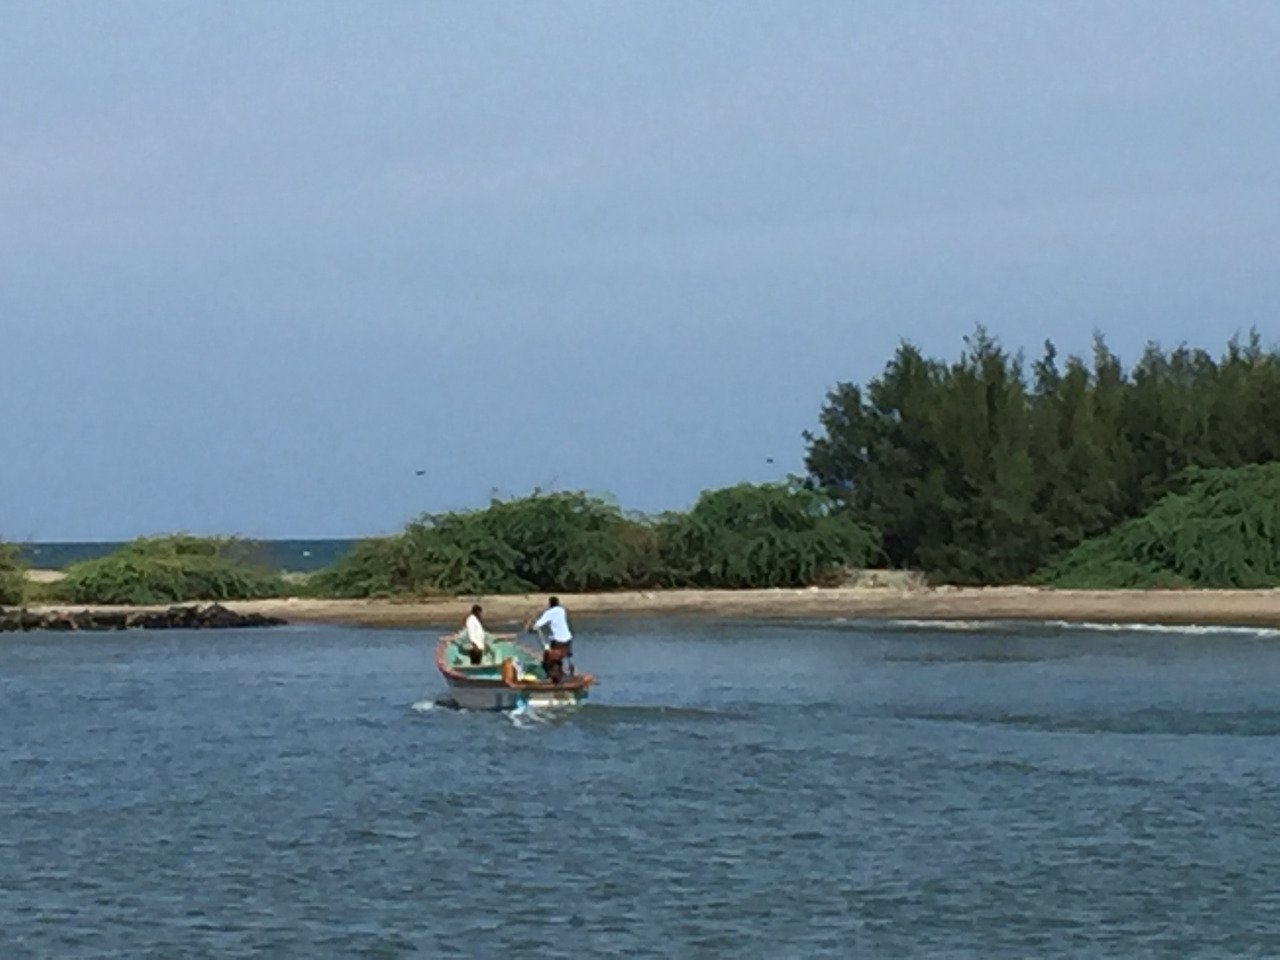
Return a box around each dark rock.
[201,603,242,629]
[166,606,199,629]
[94,612,129,631]
[0,604,286,633]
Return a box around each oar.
[522,606,550,649]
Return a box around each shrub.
[0,542,25,605]
[310,492,659,598]
[312,485,884,598]
[58,535,287,605]
[304,537,421,598]
[656,482,881,588]
[1039,464,1280,588]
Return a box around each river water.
[4,618,1280,958]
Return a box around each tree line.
[6,327,1279,604]
[1,485,879,605]
[804,329,1280,583]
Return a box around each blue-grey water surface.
[4,618,1280,958]
[18,539,356,573]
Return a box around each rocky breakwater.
[0,603,287,632]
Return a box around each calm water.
[17,539,358,573]
[5,618,1280,958]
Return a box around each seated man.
[541,644,568,684]
[455,604,491,665]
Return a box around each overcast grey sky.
[3,1,1278,539]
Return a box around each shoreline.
[20,586,1280,630]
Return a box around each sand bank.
[26,569,66,584]
[157,586,1280,630]
[20,585,1280,630]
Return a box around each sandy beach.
[21,586,1280,630]
[21,566,1280,629]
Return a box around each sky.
[3,1,1279,540]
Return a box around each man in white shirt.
[457,604,489,664]
[530,596,574,679]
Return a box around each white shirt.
[464,613,487,649]
[532,605,572,642]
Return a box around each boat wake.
[507,700,558,728]
[879,618,1280,639]
[411,697,731,727]
[1042,619,1280,639]
[410,697,463,714]
[576,703,736,723]
[505,701,734,729]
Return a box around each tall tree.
[805,327,1280,584]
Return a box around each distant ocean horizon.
[17,539,362,573]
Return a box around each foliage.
[0,542,25,605]
[310,492,660,597]
[656,482,880,588]
[805,328,1280,583]
[57,535,287,605]
[22,579,63,605]
[309,485,877,597]
[303,537,424,599]
[1039,464,1280,589]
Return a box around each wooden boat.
[435,634,594,711]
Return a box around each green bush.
[0,542,25,605]
[310,492,658,598]
[656,482,881,588]
[311,485,885,598]
[1039,464,1280,588]
[474,493,657,592]
[303,537,421,598]
[58,535,287,605]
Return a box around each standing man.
[530,596,574,678]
